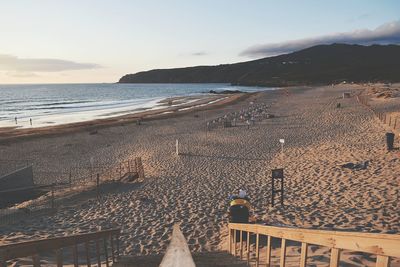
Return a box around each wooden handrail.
[0,228,120,266]
[159,224,195,267]
[228,223,400,267]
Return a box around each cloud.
[5,71,39,78]
[0,54,101,72]
[191,51,208,56]
[240,20,400,57]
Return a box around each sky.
[0,0,399,84]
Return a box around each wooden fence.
[228,223,400,267]
[357,95,400,133]
[0,228,120,267]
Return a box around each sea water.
[0,83,273,129]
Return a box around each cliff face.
[119,44,400,86]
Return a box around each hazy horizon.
[0,0,399,84]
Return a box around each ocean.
[0,83,273,129]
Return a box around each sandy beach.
[0,84,399,266]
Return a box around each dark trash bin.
[386,132,395,151]
[229,197,250,242]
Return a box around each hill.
[118,44,400,86]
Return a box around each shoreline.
[0,92,255,143]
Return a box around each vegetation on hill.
[118,44,400,86]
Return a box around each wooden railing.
[159,224,196,267]
[0,228,120,267]
[228,223,400,267]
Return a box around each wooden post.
[280,174,284,206]
[104,238,110,267]
[96,174,100,200]
[32,254,40,267]
[69,170,72,189]
[96,239,101,267]
[0,251,5,267]
[228,229,232,253]
[116,234,120,259]
[110,236,115,263]
[246,231,250,263]
[329,248,340,267]
[135,157,145,180]
[280,239,286,267]
[133,158,138,174]
[255,233,260,267]
[56,249,63,267]
[389,116,392,126]
[239,230,243,259]
[85,241,91,267]
[176,139,179,156]
[233,230,237,257]
[384,114,387,124]
[266,236,271,267]
[300,242,308,267]
[271,172,275,206]
[51,184,55,209]
[376,255,390,267]
[394,118,397,129]
[73,244,79,267]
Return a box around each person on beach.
[229,189,252,242]
[15,116,17,124]
[228,189,250,224]
[30,118,32,126]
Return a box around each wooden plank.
[266,236,271,267]
[233,230,237,257]
[73,244,79,267]
[110,236,115,263]
[300,242,308,267]
[246,231,250,263]
[255,233,260,267]
[229,223,400,258]
[239,230,243,259]
[56,248,63,267]
[280,239,286,267]
[96,239,101,267]
[85,241,91,267]
[104,238,109,267]
[228,229,232,254]
[329,248,340,267]
[159,224,196,267]
[0,250,6,267]
[376,255,390,267]
[32,254,41,267]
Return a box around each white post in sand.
[279,139,285,164]
[176,139,179,156]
